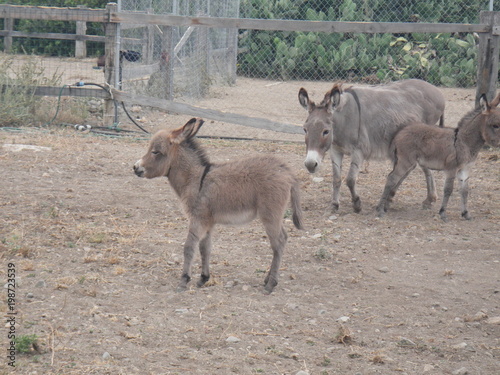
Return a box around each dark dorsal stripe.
[199,163,212,191]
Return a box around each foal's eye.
[493,124,500,129]
[323,129,330,136]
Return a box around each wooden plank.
[112,89,303,135]
[0,5,105,22]
[113,12,490,34]
[0,30,105,42]
[0,85,109,98]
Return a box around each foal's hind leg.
[262,220,288,294]
[457,167,471,220]
[197,229,213,287]
[376,160,415,217]
[439,171,457,222]
[421,166,437,209]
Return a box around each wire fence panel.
[0,1,498,139]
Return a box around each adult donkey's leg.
[346,150,364,213]
[329,148,343,212]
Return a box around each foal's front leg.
[178,222,207,291]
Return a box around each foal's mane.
[457,106,482,129]
[185,137,211,167]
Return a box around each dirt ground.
[1,82,499,375]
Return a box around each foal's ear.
[490,92,500,108]
[170,118,205,144]
[480,94,491,113]
[298,88,314,111]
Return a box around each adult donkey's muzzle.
[304,150,321,173]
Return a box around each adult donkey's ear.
[171,118,205,144]
[298,88,314,112]
[323,84,342,113]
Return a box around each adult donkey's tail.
[291,180,305,230]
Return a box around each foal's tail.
[291,180,305,230]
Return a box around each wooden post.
[142,8,154,64]
[476,11,500,107]
[75,5,87,58]
[4,16,13,52]
[103,2,118,127]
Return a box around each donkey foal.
[134,118,304,293]
[377,93,500,222]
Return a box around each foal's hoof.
[422,199,434,210]
[461,211,472,220]
[196,274,210,288]
[330,202,340,213]
[352,197,362,213]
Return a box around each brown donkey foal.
[377,93,500,222]
[134,118,304,293]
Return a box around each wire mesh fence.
[0,1,498,139]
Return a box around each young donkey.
[134,118,304,293]
[377,93,500,222]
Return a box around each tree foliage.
[238,0,488,86]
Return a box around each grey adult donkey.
[298,79,445,213]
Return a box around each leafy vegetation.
[238,0,486,86]
[0,0,493,86]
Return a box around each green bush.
[238,0,484,86]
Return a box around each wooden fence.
[0,3,498,132]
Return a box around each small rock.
[328,215,338,220]
[452,367,468,375]
[337,316,350,323]
[398,337,416,347]
[175,308,189,314]
[411,293,420,298]
[378,267,390,273]
[26,293,34,299]
[312,177,324,183]
[102,352,111,360]
[35,280,46,288]
[486,316,500,325]
[452,342,468,349]
[296,371,310,375]
[423,364,434,372]
[226,336,240,343]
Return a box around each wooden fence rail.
[0,3,498,131]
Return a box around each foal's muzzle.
[133,161,145,177]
